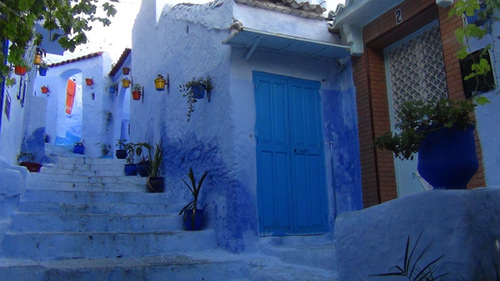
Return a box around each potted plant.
[85,78,93,86]
[38,61,48,76]
[122,67,130,75]
[97,142,111,158]
[123,142,137,176]
[154,74,167,91]
[34,52,42,65]
[115,139,127,159]
[14,64,28,76]
[122,78,131,88]
[132,83,142,100]
[41,86,49,94]
[178,167,208,230]
[146,141,164,192]
[17,151,42,173]
[179,76,214,122]
[73,140,85,154]
[107,84,117,94]
[374,97,489,189]
[135,142,152,177]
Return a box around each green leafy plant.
[179,76,214,122]
[0,1,116,86]
[371,232,447,280]
[147,141,163,178]
[178,167,208,215]
[96,142,111,156]
[74,139,85,147]
[132,83,142,92]
[123,142,136,164]
[136,142,152,163]
[374,98,489,160]
[116,139,127,149]
[450,0,499,95]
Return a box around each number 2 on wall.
[395,8,403,25]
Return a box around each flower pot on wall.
[108,85,116,94]
[39,67,48,76]
[14,65,27,76]
[34,53,42,65]
[85,78,93,86]
[132,90,141,100]
[192,85,205,99]
[41,86,49,94]
[122,79,131,88]
[417,125,478,189]
[155,75,166,91]
[122,67,130,75]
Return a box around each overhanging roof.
[222,27,350,60]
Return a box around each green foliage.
[147,141,163,178]
[179,76,214,122]
[97,142,111,156]
[178,167,208,215]
[450,0,499,93]
[17,151,37,162]
[115,138,127,149]
[371,231,447,281]
[132,83,142,91]
[0,0,116,85]
[373,98,485,160]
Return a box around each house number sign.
[395,8,403,25]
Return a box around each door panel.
[254,72,327,236]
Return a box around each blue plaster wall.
[322,87,363,215]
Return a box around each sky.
[48,0,347,63]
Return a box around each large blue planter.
[417,125,478,189]
[183,209,204,231]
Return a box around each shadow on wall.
[163,134,258,253]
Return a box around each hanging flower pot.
[14,65,27,76]
[38,66,48,76]
[132,83,142,100]
[122,79,131,88]
[154,74,167,91]
[191,85,205,99]
[108,85,116,94]
[34,53,42,65]
[41,86,49,94]
[122,67,130,75]
[85,78,93,86]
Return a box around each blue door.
[254,72,328,236]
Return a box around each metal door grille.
[387,26,448,122]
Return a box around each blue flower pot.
[183,209,204,231]
[39,67,48,76]
[124,164,137,176]
[417,125,478,189]
[137,161,150,177]
[73,145,84,154]
[147,177,164,193]
[192,85,205,99]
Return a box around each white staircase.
[0,145,338,280]
[0,146,249,280]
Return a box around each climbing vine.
[0,0,117,85]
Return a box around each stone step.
[40,166,125,177]
[261,244,336,271]
[26,179,147,192]
[0,230,217,259]
[10,213,183,233]
[41,162,126,173]
[22,189,175,205]
[18,201,181,215]
[0,252,250,281]
[54,156,126,165]
[31,173,145,184]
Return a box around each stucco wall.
[132,0,361,252]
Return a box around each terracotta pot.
[132,90,141,100]
[85,78,93,86]
[122,67,130,75]
[20,162,42,173]
[41,86,49,94]
[14,65,27,76]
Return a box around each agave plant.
[178,167,208,215]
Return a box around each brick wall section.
[353,0,486,207]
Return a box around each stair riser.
[0,261,249,281]
[1,231,216,259]
[27,181,147,192]
[40,168,125,177]
[11,214,183,233]
[22,190,176,205]
[56,157,126,166]
[18,202,180,215]
[31,174,145,184]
